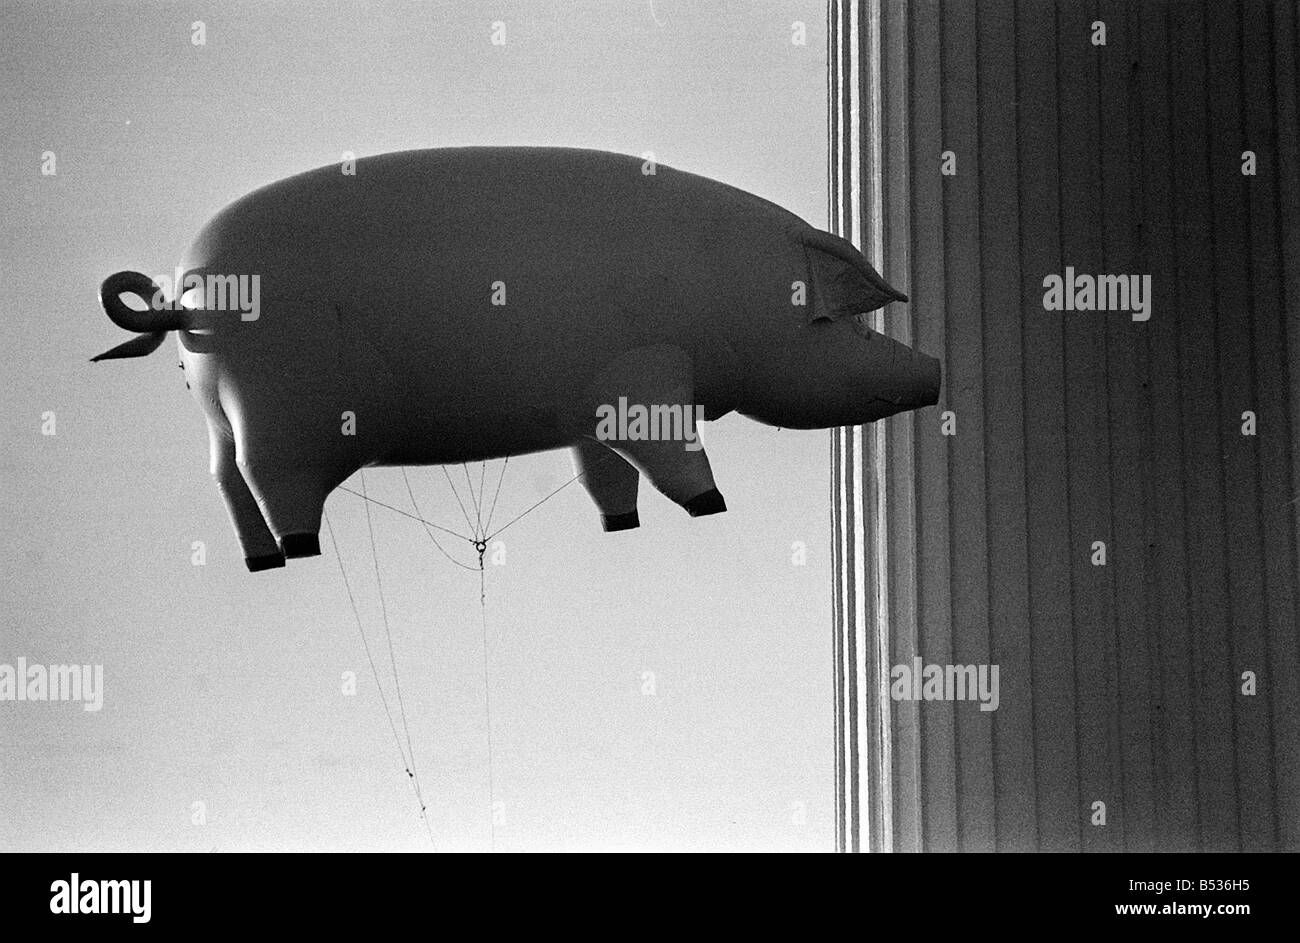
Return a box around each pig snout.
[859,320,941,411]
[740,317,941,429]
[840,320,941,421]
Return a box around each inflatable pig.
[93,147,940,571]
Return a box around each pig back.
[183,147,805,419]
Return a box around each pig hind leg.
[236,450,331,559]
[225,401,333,560]
[209,423,285,571]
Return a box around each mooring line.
[442,465,479,539]
[324,508,436,849]
[338,485,475,543]
[401,468,479,572]
[477,461,488,535]
[478,546,497,853]
[332,455,615,852]
[463,463,483,538]
[484,469,589,542]
[483,456,510,537]
[360,470,435,846]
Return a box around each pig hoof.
[246,551,286,572]
[602,510,640,532]
[280,533,321,558]
[684,488,727,517]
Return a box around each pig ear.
[798,228,907,323]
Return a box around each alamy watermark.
[595,397,705,451]
[890,658,999,711]
[50,874,150,923]
[146,266,260,321]
[0,658,103,711]
[1042,267,1151,321]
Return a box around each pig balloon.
[93,147,940,571]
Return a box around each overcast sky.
[0,0,831,852]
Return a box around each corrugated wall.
[830,0,1300,852]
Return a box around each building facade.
[831,0,1300,852]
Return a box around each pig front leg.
[572,437,640,531]
[614,436,726,518]
[208,423,284,570]
[575,344,727,519]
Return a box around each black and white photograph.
[0,0,1296,920]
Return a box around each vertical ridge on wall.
[908,0,960,853]
[830,0,1300,852]
[1058,0,1122,854]
[828,0,845,855]
[1136,0,1199,851]
[882,0,924,854]
[829,0,861,852]
[865,0,897,855]
[1015,0,1080,853]
[1251,0,1300,855]
[1206,0,1268,851]
[1268,0,1300,852]
[1102,0,1157,852]
[977,0,1037,852]
[941,0,998,853]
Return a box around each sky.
[0,0,832,852]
